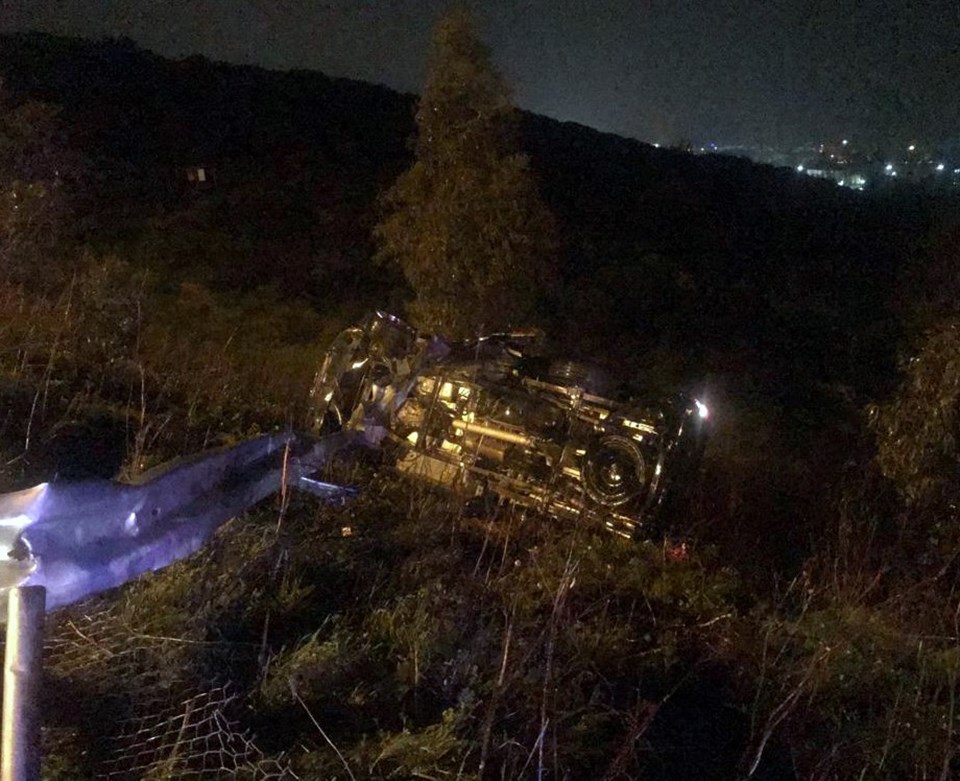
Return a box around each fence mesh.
[30,598,298,780]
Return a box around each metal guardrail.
[0,431,359,779]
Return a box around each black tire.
[547,359,611,396]
[582,435,647,507]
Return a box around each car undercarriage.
[310,312,709,538]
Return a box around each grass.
[3,255,958,779]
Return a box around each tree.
[870,320,960,505]
[374,8,555,338]
[0,77,70,285]
[870,220,960,509]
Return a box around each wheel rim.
[583,435,646,507]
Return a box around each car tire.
[582,435,647,507]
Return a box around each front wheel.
[307,327,367,435]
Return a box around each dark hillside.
[0,32,940,399]
[2,33,938,398]
[0,33,411,166]
[0,33,413,301]
[523,114,910,394]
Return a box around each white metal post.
[2,586,45,781]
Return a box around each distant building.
[187,167,206,183]
[793,163,868,191]
[179,164,214,187]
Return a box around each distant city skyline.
[1,0,957,151]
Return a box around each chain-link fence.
[29,599,297,780]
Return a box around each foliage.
[733,573,960,779]
[374,9,556,338]
[213,477,744,779]
[0,78,73,285]
[0,255,327,485]
[870,318,960,507]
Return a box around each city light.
[710,136,949,190]
[848,174,867,190]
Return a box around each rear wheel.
[547,360,611,396]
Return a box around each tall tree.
[375,8,555,338]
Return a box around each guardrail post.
[2,586,45,781]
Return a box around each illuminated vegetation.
[374,9,556,338]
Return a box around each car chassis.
[310,312,709,539]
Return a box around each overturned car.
[310,312,709,539]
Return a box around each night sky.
[2,0,957,150]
